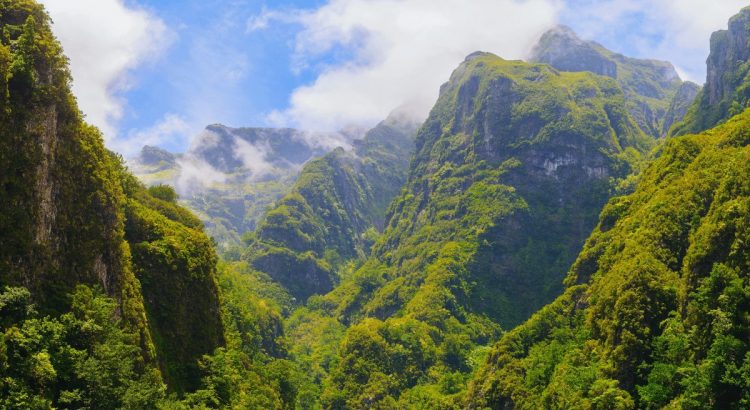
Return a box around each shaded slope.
[466,107,750,409]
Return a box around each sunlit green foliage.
[0,0,227,397]
[0,285,165,409]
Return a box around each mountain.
[0,1,289,405]
[672,6,750,136]
[132,125,343,250]
[245,112,419,301]
[286,52,657,408]
[466,10,750,409]
[530,25,691,139]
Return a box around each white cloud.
[233,137,273,178]
[558,0,749,82]
[256,0,559,131]
[115,113,191,157]
[39,0,172,138]
[175,156,227,195]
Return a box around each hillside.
[0,1,291,406]
[282,52,657,407]
[465,105,750,410]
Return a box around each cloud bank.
[39,0,172,138]
[257,0,559,131]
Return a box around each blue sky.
[39,0,750,156]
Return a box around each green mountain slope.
[466,106,750,409]
[245,113,418,301]
[0,0,225,400]
[296,52,655,408]
[672,7,750,136]
[464,10,750,409]
[530,25,690,139]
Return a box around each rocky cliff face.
[309,53,654,407]
[531,25,689,139]
[466,104,750,410]
[672,7,750,135]
[0,0,145,325]
[661,81,701,136]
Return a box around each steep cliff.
[661,81,701,136]
[314,52,653,407]
[672,7,750,135]
[466,11,750,408]
[466,106,750,410]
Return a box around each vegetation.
[245,115,417,301]
[466,108,750,409]
[530,25,688,139]
[260,52,657,407]
[6,1,750,408]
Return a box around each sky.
[37,0,750,157]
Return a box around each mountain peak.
[530,25,686,139]
[530,26,617,78]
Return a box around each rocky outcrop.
[530,25,617,78]
[672,7,750,135]
[530,25,687,139]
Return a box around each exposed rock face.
[530,25,617,78]
[0,6,135,316]
[376,53,651,327]
[661,81,701,136]
[0,3,225,395]
[530,25,687,139]
[672,7,750,135]
[707,9,750,105]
